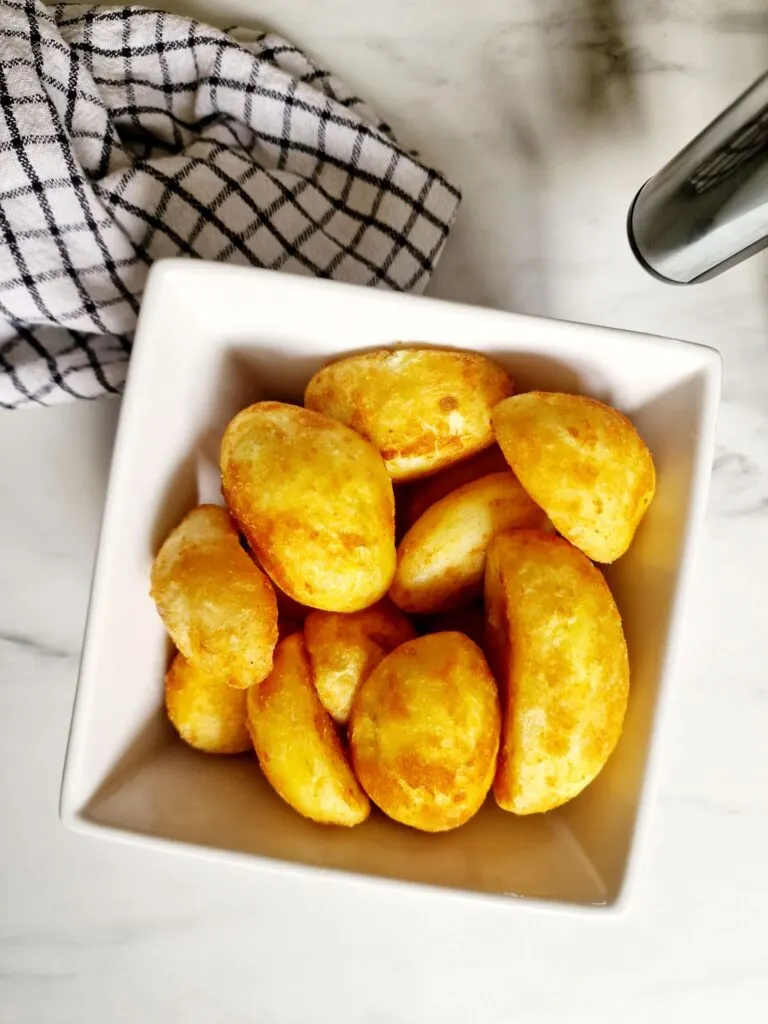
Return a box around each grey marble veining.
[2,1,768,1021]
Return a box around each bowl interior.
[62,262,719,909]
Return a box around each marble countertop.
[3,1,768,1020]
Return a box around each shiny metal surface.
[628,71,768,283]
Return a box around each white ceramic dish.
[60,259,720,912]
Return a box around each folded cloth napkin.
[0,1,460,409]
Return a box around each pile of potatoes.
[150,347,655,831]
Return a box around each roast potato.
[485,529,629,815]
[304,599,417,724]
[220,402,396,612]
[150,505,278,688]
[492,391,655,562]
[390,472,549,614]
[349,632,501,832]
[241,542,311,620]
[165,652,251,754]
[400,444,509,529]
[247,634,370,826]
[304,348,513,482]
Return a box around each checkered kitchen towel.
[0,2,460,409]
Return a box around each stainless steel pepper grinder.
[628,71,768,284]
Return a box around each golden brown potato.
[304,348,513,482]
[165,653,251,754]
[492,392,655,563]
[150,505,278,688]
[243,544,312,621]
[304,599,417,724]
[400,444,509,529]
[485,530,629,815]
[394,484,414,545]
[389,472,549,614]
[220,402,396,613]
[247,634,370,826]
[349,633,501,832]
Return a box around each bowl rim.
[60,258,722,916]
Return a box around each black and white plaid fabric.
[0,1,461,409]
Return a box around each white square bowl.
[61,259,720,912]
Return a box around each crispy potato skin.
[400,445,509,529]
[242,544,311,621]
[165,653,252,754]
[304,600,416,724]
[247,634,370,826]
[220,402,396,612]
[304,348,514,482]
[390,472,549,614]
[349,633,501,832]
[150,505,278,688]
[485,530,629,815]
[492,392,655,563]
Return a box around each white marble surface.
[3,1,768,1020]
